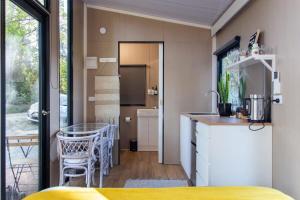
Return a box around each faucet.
[205,90,220,114]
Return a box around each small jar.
[251,43,259,55]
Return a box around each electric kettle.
[244,94,265,122]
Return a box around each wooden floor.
[103,151,187,187]
[70,150,188,188]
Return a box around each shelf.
[225,54,276,72]
[225,54,282,97]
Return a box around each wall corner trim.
[211,0,250,36]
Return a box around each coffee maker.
[244,94,266,122]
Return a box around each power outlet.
[272,95,283,104]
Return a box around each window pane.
[59,0,69,127]
[221,49,240,107]
[5,1,40,198]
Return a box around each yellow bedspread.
[24,186,294,200]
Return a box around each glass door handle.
[42,110,50,116]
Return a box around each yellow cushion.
[24,186,294,200]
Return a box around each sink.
[188,112,218,116]
[137,109,158,117]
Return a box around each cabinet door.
[180,115,192,178]
[138,118,149,150]
[196,123,209,161]
[196,122,210,186]
[196,152,209,186]
[148,117,158,150]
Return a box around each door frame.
[0,0,50,198]
[67,0,73,126]
[118,41,165,163]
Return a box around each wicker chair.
[107,124,119,168]
[57,131,100,187]
[93,126,110,187]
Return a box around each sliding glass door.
[1,0,50,199]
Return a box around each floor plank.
[69,150,188,188]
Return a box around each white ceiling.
[86,0,235,28]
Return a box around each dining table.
[59,123,113,187]
[60,123,110,136]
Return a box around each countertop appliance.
[190,120,197,186]
[244,94,265,122]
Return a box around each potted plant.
[218,72,232,116]
[238,75,248,116]
[239,75,246,104]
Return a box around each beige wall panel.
[120,106,143,149]
[163,23,210,43]
[87,9,122,43]
[120,15,164,41]
[216,0,300,198]
[86,8,212,163]
[148,44,159,107]
[120,44,150,64]
[164,41,212,162]
[87,41,118,58]
[87,41,118,76]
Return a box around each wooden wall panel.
[86,9,212,163]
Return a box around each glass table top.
[60,123,109,135]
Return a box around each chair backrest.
[107,124,119,146]
[57,132,100,160]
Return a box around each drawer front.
[137,119,149,145]
[196,132,209,159]
[196,153,209,186]
[196,122,209,139]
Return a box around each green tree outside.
[6,0,69,113]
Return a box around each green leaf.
[217,72,230,103]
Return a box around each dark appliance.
[190,120,197,186]
[130,139,137,152]
[244,94,266,122]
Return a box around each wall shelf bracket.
[226,54,282,98]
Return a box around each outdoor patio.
[6,112,39,198]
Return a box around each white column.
[212,36,218,113]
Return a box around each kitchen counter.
[180,113,272,187]
[182,113,272,126]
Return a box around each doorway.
[1,0,50,199]
[118,42,164,164]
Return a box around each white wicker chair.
[57,131,100,187]
[93,126,110,187]
[107,124,118,168]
